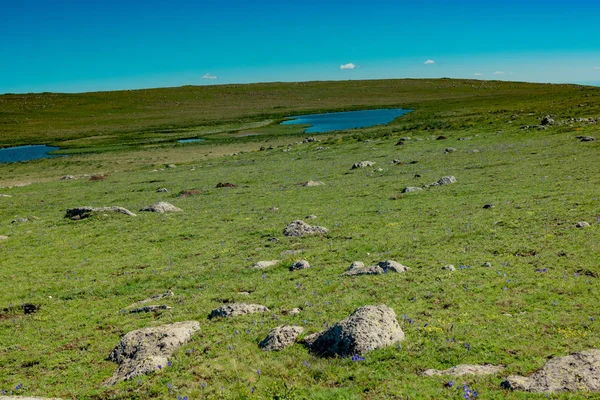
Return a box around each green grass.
[0,79,599,399]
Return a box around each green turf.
[0,79,599,399]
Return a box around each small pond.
[280,108,411,133]
[0,145,61,163]
[177,138,205,143]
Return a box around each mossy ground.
[0,79,599,399]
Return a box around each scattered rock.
[540,115,555,125]
[436,135,447,140]
[576,135,595,142]
[250,260,280,269]
[501,349,600,393]
[316,146,325,150]
[269,207,280,212]
[104,321,199,385]
[483,204,495,209]
[575,221,590,228]
[414,174,421,178]
[60,175,75,180]
[402,187,423,193]
[0,235,8,240]
[304,305,404,357]
[442,264,456,271]
[12,217,30,224]
[216,182,237,188]
[351,161,376,169]
[445,147,457,153]
[290,260,311,271]
[342,261,384,276]
[437,176,457,185]
[140,202,182,213]
[377,260,410,273]
[166,164,176,168]
[65,206,136,220]
[156,188,168,193]
[305,214,317,219]
[301,180,324,187]
[283,220,329,237]
[209,303,269,319]
[303,137,317,143]
[0,194,12,198]
[482,262,492,268]
[395,140,404,146]
[259,325,304,351]
[422,364,504,377]
[128,305,172,314]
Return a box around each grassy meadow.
[0,79,599,399]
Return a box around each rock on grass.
[209,303,269,318]
[342,261,384,276]
[250,260,280,269]
[104,321,199,386]
[303,305,404,357]
[65,206,136,220]
[140,202,182,213]
[283,220,329,237]
[290,260,311,271]
[421,364,504,377]
[259,325,304,351]
[501,349,600,392]
[351,161,375,169]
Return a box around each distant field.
[0,79,599,399]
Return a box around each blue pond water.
[0,145,61,163]
[280,108,411,133]
[178,138,205,143]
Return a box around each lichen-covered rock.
[341,261,384,276]
[250,260,280,269]
[402,187,423,193]
[290,260,311,271]
[104,321,199,385]
[65,206,136,220]
[209,303,269,319]
[377,260,410,273]
[437,176,457,185]
[442,264,456,271]
[422,364,504,377]
[140,202,182,213]
[351,161,376,169]
[283,220,329,237]
[304,305,404,357]
[575,221,590,228]
[501,349,600,393]
[259,325,304,351]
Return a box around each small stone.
[140,202,182,213]
[11,217,29,224]
[303,137,317,143]
[209,303,269,318]
[395,140,404,146]
[576,135,595,142]
[284,308,302,316]
[301,180,324,187]
[436,135,447,140]
[402,187,423,193]
[61,175,75,180]
[316,146,325,150]
[0,194,12,197]
[305,215,317,219]
[290,260,311,271]
[342,261,384,276]
[421,364,504,377]
[250,260,280,269]
[437,176,457,185]
[442,264,456,271]
[377,260,410,273]
[156,188,168,193]
[540,115,555,125]
[482,262,492,268]
[259,325,304,351]
[0,235,8,240]
[414,174,421,178]
[575,221,590,228]
[445,147,457,153]
[351,161,376,169]
[166,164,176,168]
[483,204,495,209]
[216,182,237,188]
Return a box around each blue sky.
[2,0,600,93]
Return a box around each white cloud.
[474,72,483,76]
[202,73,218,80]
[340,63,356,70]
[494,71,505,75]
[424,59,435,65]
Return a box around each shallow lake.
[177,138,205,143]
[0,145,61,163]
[280,108,411,133]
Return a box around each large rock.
[301,180,324,187]
[501,349,600,393]
[283,220,329,237]
[422,364,504,377]
[576,135,595,142]
[402,187,423,193]
[304,305,404,357]
[342,261,384,276]
[209,303,269,319]
[377,260,410,273]
[65,206,136,220]
[437,176,457,185]
[351,161,376,169]
[290,260,311,271]
[250,260,280,269]
[104,321,199,385]
[259,325,304,351]
[140,202,182,213]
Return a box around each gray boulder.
[442,264,456,271]
[422,364,504,377]
[140,202,182,213]
[250,260,280,269]
[304,305,404,357]
[576,221,590,228]
[290,260,311,271]
[576,136,595,142]
[156,188,168,193]
[342,261,384,276]
[437,176,457,185]
[60,175,75,180]
[65,206,136,220]
[209,303,269,319]
[351,161,376,169]
[104,321,199,385]
[402,187,423,193]
[445,147,457,153]
[501,349,600,392]
[377,260,410,273]
[283,220,329,237]
[259,325,304,351]
[541,115,555,125]
[301,180,324,187]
